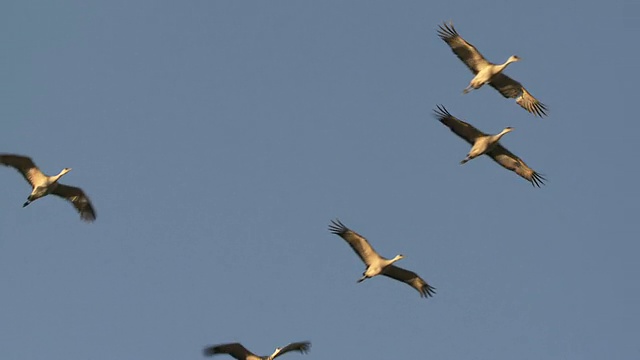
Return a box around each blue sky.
[0,1,637,359]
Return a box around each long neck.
[387,255,403,265]
[50,169,68,183]
[492,129,511,142]
[496,58,515,72]
[380,255,402,271]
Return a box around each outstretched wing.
[489,74,547,117]
[51,184,97,222]
[434,105,486,146]
[487,144,546,187]
[437,21,491,74]
[272,341,311,359]
[203,342,255,359]
[328,219,382,266]
[383,265,436,298]
[0,153,47,188]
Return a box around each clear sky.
[1,1,637,359]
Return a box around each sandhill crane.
[437,21,547,117]
[203,341,311,360]
[0,154,96,221]
[328,219,436,298]
[435,105,546,187]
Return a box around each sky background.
[0,1,637,359]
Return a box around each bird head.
[58,167,72,177]
[508,55,521,63]
[504,127,514,133]
[393,254,405,262]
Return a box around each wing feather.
[487,144,546,187]
[489,74,548,117]
[203,343,255,359]
[51,184,97,222]
[272,341,311,359]
[0,154,47,187]
[328,219,382,266]
[437,22,491,74]
[383,265,436,298]
[434,105,485,145]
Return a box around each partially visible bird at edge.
[0,154,96,222]
[203,341,311,360]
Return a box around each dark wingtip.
[437,21,458,40]
[532,102,548,117]
[81,211,96,222]
[530,172,547,188]
[328,218,348,235]
[524,99,548,117]
[538,102,548,117]
[202,346,216,357]
[433,104,452,121]
[298,341,312,353]
[422,284,437,298]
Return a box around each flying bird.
[203,341,311,360]
[328,219,436,298]
[435,105,546,187]
[0,154,96,221]
[437,21,547,117]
